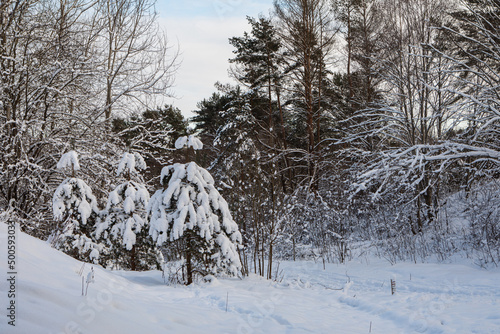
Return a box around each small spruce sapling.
[149,136,243,284]
[51,151,102,263]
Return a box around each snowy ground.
[1,222,499,334]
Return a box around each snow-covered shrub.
[279,188,347,264]
[95,153,161,270]
[464,183,500,266]
[51,151,102,263]
[148,161,242,284]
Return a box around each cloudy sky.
[156,0,274,118]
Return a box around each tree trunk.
[130,244,137,271]
[267,242,273,280]
[186,246,193,285]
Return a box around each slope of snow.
[1,222,500,333]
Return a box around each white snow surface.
[57,151,81,171]
[1,223,500,334]
[174,135,204,150]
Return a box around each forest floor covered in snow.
[1,221,499,334]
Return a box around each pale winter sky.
[157,0,274,119]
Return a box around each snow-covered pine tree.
[51,151,102,263]
[148,136,242,284]
[95,152,161,270]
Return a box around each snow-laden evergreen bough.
[116,152,147,179]
[148,160,243,282]
[95,153,161,270]
[51,151,102,263]
[96,181,150,251]
[174,135,204,150]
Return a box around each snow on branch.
[96,180,150,252]
[353,142,500,200]
[57,151,80,171]
[148,161,242,276]
[117,152,147,177]
[387,143,500,162]
[174,135,203,150]
[52,178,98,226]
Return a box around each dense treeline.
[193,0,500,275]
[1,0,500,279]
[0,0,176,226]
